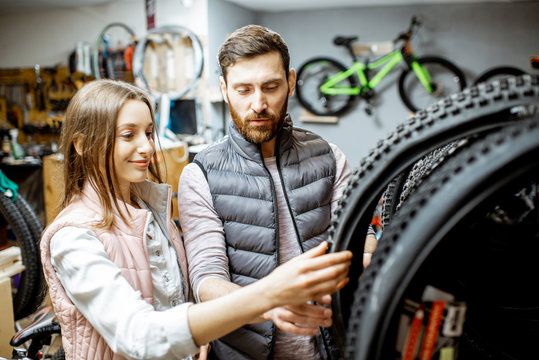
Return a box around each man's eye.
[237,89,250,94]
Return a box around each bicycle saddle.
[10,306,61,346]
[333,36,358,47]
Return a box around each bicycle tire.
[474,65,527,86]
[328,75,538,349]
[398,56,467,112]
[295,57,357,116]
[0,193,42,320]
[345,117,539,360]
[132,25,204,101]
[13,195,46,316]
[381,138,469,228]
[51,346,65,360]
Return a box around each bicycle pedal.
[364,103,375,116]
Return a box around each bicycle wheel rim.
[92,22,136,81]
[399,57,467,112]
[296,58,356,116]
[328,75,539,347]
[132,25,204,101]
[347,117,539,360]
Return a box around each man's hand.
[263,295,333,335]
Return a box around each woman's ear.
[73,134,84,156]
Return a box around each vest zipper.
[274,142,305,253]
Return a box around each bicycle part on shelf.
[473,65,527,86]
[132,25,204,101]
[326,75,538,354]
[92,22,137,81]
[345,117,539,359]
[296,57,357,116]
[398,56,467,112]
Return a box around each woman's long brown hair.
[59,79,163,229]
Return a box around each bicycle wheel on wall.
[398,56,467,112]
[345,117,539,359]
[92,22,137,81]
[296,57,357,116]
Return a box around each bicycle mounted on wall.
[295,16,467,116]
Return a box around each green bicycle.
[295,16,467,116]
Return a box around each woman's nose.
[137,136,154,154]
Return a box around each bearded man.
[178,24,375,360]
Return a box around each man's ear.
[219,76,228,104]
[287,69,296,97]
[73,133,84,156]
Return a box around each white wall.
[0,0,208,68]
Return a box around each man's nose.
[251,90,268,114]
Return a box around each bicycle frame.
[319,49,433,96]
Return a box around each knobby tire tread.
[327,75,539,350]
[345,117,539,359]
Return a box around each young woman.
[40,79,352,360]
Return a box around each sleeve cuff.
[160,302,200,358]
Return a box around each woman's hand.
[260,241,352,309]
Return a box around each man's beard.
[228,96,288,144]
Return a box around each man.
[178,24,375,360]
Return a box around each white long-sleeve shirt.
[50,199,199,360]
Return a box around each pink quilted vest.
[40,181,189,360]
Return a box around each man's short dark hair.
[218,24,290,82]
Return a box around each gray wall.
[209,1,538,167]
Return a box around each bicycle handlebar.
[394,15,422,43]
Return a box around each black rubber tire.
[345,117,539,360]
[13,195,46,317]
[51,346,65,360]
[381,138,469,228]
[0,193,41,320]
[295,57,357,116]
[398,56,467,112]
[328,75,539,350]
[474,65,527,86]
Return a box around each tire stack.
[326,75,538,359]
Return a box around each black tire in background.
[345,117,539,360]
[474,65,527,86]
[295,57,357,116]
[13,195,46,317]
[327,75,538,351]
[0,193,42,320]
[398,56,467,112]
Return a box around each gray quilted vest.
[193,115,338,360]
